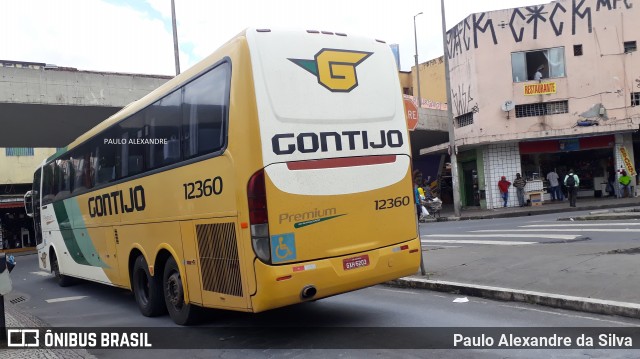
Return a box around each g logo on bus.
[288,49,373,92]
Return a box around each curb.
[387,277,640,319]
[437,201,640,221]
[0,247,37,255]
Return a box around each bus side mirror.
[24,190,34,218]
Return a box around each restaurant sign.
[619,146,637,176]
[524,82,556,96]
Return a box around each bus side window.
[182,63,229,159]
[42,163,55,204]
[53,162,60,201]
[120,114,147,177]
[55,158,72,200]
[33,168,42,245]
[96,129,119,185]
[73,152,93,194]
[147,89,181,169]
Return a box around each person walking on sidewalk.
[564,170,579,207]
[513,173,527,207]
[607,166,617,197]
[498,176,511,207]
[619,170,632,198]
[414,182,422,218]
[546,169,562,201]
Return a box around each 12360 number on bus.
[183,177,223,200]
[374,196,410,210]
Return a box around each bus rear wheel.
[51,251,75,287]
[163,256,200,325]
[132,255,166,317]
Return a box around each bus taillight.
[247,169,271,263]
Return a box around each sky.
[2,0,550,76]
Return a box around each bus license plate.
[343,255,370,271]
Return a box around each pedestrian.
[513,173,527,207]
[534,65,544,80]
[619,170,632,198]
[607,166,616,197]
[564,169,579,207]
[414,183,422,218]
[498,176,511,207]
[546,169,562,201]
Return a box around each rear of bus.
[245,29,420,311]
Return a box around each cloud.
[2,0,176,75]
[3,0,548,74]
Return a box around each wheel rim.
[166,271,183,310]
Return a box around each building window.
[456,112,474,127]
[573,44,583,56]
[632,92,640,106]
[624,41,637,53]
[515,101,568,118]
[511,47,566,82]
[5,148,34,156]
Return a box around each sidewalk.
[391,195,640,319]
[431,195,640,221]
[0,304,95,358]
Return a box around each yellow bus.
[24,28,421,325]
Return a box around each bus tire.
[132,255,166,317]
[163,256,200,325]
[51,251,75,287]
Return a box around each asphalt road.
[4,250,640,358]
[420,209,640,244]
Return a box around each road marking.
[375,288,418,295]
[45,296,88,303]
[497,304,640,327]
[522,223,640,227]
[422,233,580,240]
[421,239,537,246]
[423,245,462,248]
[30,271,52,277]
[473,228,640,232]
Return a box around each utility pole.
[171,0,181,76]
[413,12,423,109]
[441,0,461,217]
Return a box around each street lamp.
[440,0,461,217]
[171,0,181,76]
[413,12,423,109]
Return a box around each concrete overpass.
[0,61,171,147]
[410,108,449,157]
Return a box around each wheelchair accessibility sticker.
[271,233,297,263]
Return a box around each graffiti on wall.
[423,56,444,68]
[451,84,479,116]
[446,0,633,59]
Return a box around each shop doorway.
[521,148,613,198]
[462,160,480,207]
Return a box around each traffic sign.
[404,98,419,131]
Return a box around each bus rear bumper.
[250,237,421,312]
